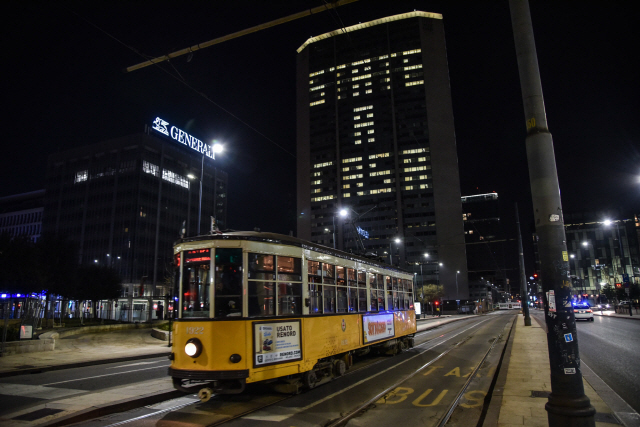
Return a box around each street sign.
[623,273,629,283]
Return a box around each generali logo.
[151,116,214,160]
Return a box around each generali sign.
[151,117,214,159]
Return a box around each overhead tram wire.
[64,5,331,159]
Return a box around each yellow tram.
[169,231,416,398]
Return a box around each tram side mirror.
[304,298,310,308]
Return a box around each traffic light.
[533,273,538,279]
[616,283,622,288]
[435,301,439,306]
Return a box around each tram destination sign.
[253,320,302,368]
[151,117,215,160]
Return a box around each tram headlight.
[185,338,203,358]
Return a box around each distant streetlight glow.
[424,253,429,258]
[582,241,588,247]
[603,219,612,226]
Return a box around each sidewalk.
[489,314,637,426]
[0,327,170,377]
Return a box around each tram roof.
[175,231,412,275]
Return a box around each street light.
[194,142,223,236]
[332,209,348,249]
[389,238,401,265]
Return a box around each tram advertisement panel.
[253,320,302,367]
[363,313,395,344]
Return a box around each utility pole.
[509,1,595,425]
[515,203,531,326]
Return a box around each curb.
[594,313,640,320]
[0,351,170,378]
[38,388,185,427]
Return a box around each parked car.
[573,303,594,321]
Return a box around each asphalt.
[0,312,637,426]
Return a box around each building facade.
[296,11,468,300]
[462,192,509,303]
[563,212,639,297]
[0,190,45,242]
[43,130,228,318]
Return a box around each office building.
[462,192,509,302]
[43,126,227,319]
[296,11,468,299]
[563,211,639,296]
[0,189,45,243]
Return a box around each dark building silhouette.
[0,189,45,243]
[296,11,468,300]
[43,130,227,316]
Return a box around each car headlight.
[185,338,203,358]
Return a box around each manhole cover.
[531,390,551,398]
[12,408,64,421]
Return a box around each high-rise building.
[43,127,228,319]
[296,11,468,300]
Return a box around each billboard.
[362,313,395,344]
[253,320,302,367]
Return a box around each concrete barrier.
[1,338,56,355]
[151,328,170,341]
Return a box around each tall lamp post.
[333,209,348,249]
[389,238,401,265]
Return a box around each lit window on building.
[354,105,373,112]
[310,84,325,91]
[368,138,375,143]
[313,161,334,168]
[74,170,88,183]
[343,157,362,163]
[406,80,424,87]
[367,129,375,134]
[310,99,325,107]
[369,153,390,159]
[366,89,372,94]
[354,115,361,120]
[143,161,159,177]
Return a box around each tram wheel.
[302,370,318,389]
[333,359,346,377]
[198,387,213,403]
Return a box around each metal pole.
[516,203,532,326]
[389,242,392,265]
[197,153,204,235]
[616,223,631,316]
[332,216,336,249]
[509,1,595,425]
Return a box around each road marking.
[42,366,165,386]
[0,383,84,399]
[106,361,165,369]
[244,318,491,422]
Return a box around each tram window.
[358,288,367,312]
[337,285,348,313]
[248,281,275,316]
[399,279,405,292]
[357,271,366,286]
[392,277,398,291]
[277,256,302,281]
[323,264,335,283]
[387,291,393,311]
[347,268,356,285]
[398,292,405,309]
[183,263,210,318]
[370,289,378,311]
[377,274,384,290]
[347,287,357,312]
[393,291,399,310]
[336,266,345,284]
[309,283,323,314]
[323,285,335,313]
[214,248,243,317]
[386,276,392,291]
[278,282,302,316]
[378,292,385,311]
[308,261,322,281]
[248,253,274,280]
[406,279,413,293]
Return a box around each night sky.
[3,1,638,275]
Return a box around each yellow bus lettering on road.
[422,366,443,376]
[412,389,448,407]
[444,367,460,377]
[460,390,487,408]
[376,387,414,404]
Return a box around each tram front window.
[215,248,243,317]
[183,263,210,318]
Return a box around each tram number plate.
[186,326,204,335]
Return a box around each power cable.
[63,6,295,158]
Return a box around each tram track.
[83,314,514,427]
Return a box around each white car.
[573,303,594,321]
